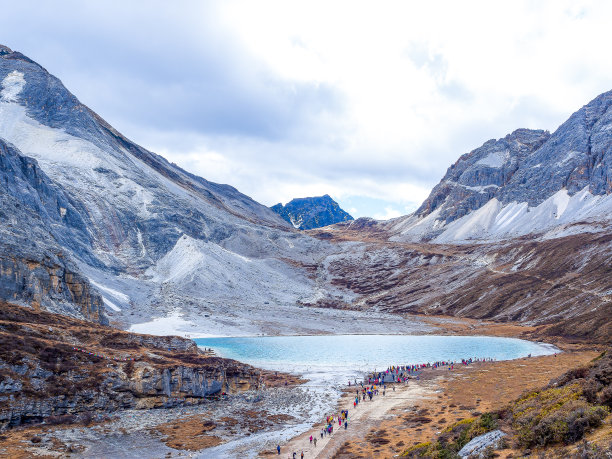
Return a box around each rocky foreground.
[0,301,284,431]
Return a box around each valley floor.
[325,347,603,458]
[127,304,437,338]
[0,315,606,459]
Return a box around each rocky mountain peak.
[271,195,353,229]
[392,89,612,243]
[416,128,551,223]
[415,87,612,228]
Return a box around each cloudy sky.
[2,1,611,218]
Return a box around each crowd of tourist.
[278,356,495,457]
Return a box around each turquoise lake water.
[193,335,557,457]
[195,335,557,378]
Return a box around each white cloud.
[373,207,403,221]
[2,0,612,217]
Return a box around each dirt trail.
[278,381,435,458]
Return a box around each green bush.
[510,384,609,448]
[401,413,499,458]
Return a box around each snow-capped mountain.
[271,194,353,229]
[388,92,612,243]
[0,45,342,332]
[0,44,610,341]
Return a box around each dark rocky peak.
[414,88,612,226]
[0,44,42,67]
[416,128,550,223]
[271,194,353,229]
[499,90,612,205]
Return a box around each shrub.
[511,384,609,448]
[401,441,433,457]
[402,413,499,458]
[598,385,612,407]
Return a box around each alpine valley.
[0,45,611,457]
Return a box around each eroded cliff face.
[0,137,107,324]
[0,303,260,429]
[0,254,105,323]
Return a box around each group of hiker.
[362,357,496,384]
[277,356,496,456]
[278,404,352,456]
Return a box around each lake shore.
[277,345,600,458]
[0,315,600,458]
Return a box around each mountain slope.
[0,44,610,344]
[309,90,612,343]
[0,137,106,323]
[271,194,353,229]
[389,93,612,242]
[0,45,335,331]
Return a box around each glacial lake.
[195,334,557,382]
[194,335,557,457]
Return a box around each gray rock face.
[458,429,506,458]
[271,194,353,229]
[0,44,292,268]
[0,302,260,429]
[417,90,612,225]
[0,362,249,428]
[417,129,551,223]
[0,138,106,323]
[0,45,328,326]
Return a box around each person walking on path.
[277,444,280,455]
[314,437,317,447]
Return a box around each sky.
[1,1,612,219]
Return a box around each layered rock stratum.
[0,302,261,429]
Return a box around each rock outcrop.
[458,430,507,458]
[271,194,353,229]
[0,302,260,429]
[0,138,106,323]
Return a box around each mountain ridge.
[0,44,332,333]
[271,194,353,229]
[386,91,612,243]
[0,44,610,344]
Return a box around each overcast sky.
[2,1,611,218]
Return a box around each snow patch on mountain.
[397,187,612,243]
[0,95,103,168]
[0,71,25,102]
[437,198,503,241]
[476,150,507,168]
[447,180,500,193]
[129,310,200,336]
[389,188,612,243]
